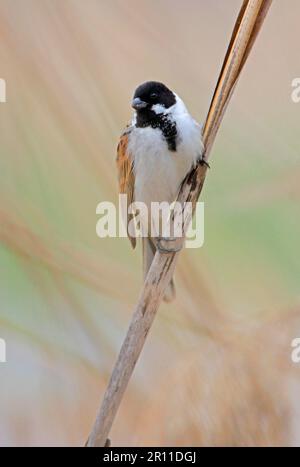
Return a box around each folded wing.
[116,129,136,249]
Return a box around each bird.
[116,81,205,302]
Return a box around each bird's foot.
[156,236,184,253]
[197,155,210,169]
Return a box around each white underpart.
[128,95,204,225]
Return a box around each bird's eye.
[150,92,158,99]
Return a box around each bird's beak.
[131,97,147,110]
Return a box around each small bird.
[117,81,205,301]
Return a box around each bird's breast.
[128,120,201,208]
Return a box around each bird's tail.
[142,237,175,303]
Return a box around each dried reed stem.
[87,0,273,447]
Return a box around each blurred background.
[0,0,300,446]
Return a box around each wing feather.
[116,128,136,249]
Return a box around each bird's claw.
[156,236,184,253]
[197,157,210,169]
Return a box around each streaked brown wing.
[116,128,136,249]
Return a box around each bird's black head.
[132,81,176,112]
